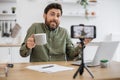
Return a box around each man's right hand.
[26,34,36,49]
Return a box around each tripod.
[73,38,94,79]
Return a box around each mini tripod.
[73,38,94,79]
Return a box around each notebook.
[72,41,119,67]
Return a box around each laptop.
[72,41,119,67]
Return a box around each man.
[20,3,91,62]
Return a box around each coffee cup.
[34,33,47,45]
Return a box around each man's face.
[44,9,61,30]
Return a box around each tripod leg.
[79,63,84,75]
[73,66,81,79]
[73,63,85,79]
[84,64,94,78]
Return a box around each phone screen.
[71,25,96,39]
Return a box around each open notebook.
[72,41,119,67]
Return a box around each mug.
[34,33,47,45]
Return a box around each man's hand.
[84,38,92,45]
[78,38,92,48]
[26,34,36,49]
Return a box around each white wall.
[16,0,120,61]
[17,0,120,41]
[16,0,47,41]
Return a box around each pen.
[42,65,54,69]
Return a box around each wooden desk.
[3,61,120,80]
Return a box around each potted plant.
[77,0,88,18]
[11,7,16,14]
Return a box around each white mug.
[34,33,47,45]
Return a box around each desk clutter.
[0,63,14,78]
[0,64,8,77]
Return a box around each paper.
[26,64,74,73]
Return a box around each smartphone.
[71,24,96,39]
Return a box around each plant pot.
[11,7,16,14]
[12,10,15,14]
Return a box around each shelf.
[0,44,21,47]
[48,1,77,4]
[48,0,97,5]
[0,13,16,16]
[62,14,96,18]
[63,11,96,18]
[0,0,16,3]
[88,1,97,6]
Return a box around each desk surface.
[0,44,20,47]
[4,61,120,80]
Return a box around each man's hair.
[44,3,63,15]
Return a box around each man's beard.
[45,19,59,31]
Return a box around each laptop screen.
[91,41,119,66]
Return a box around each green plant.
[11,7,16,11]
[80,0,88,9]
[77,0,89,19]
